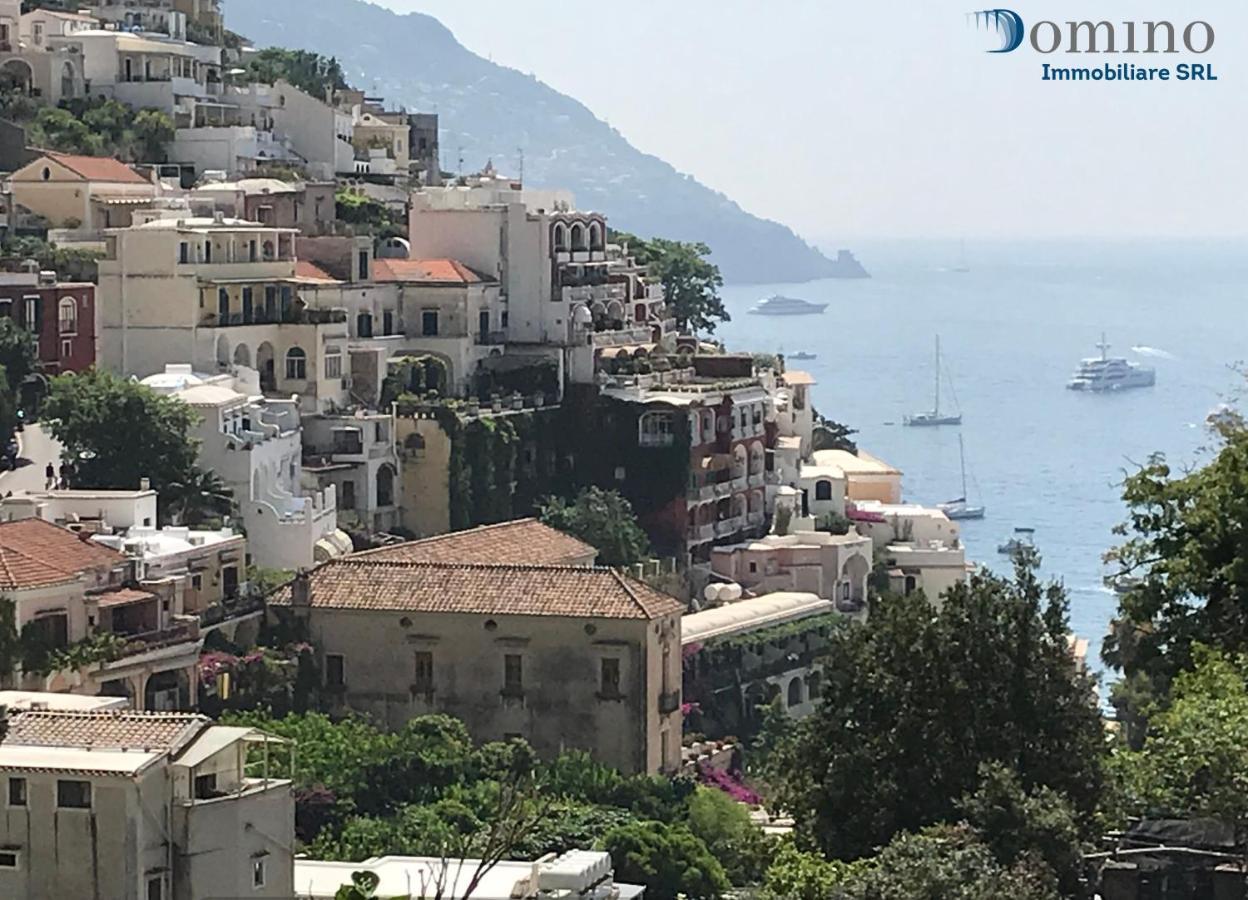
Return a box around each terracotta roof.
[272,560,684,621]
[371,258,493,285]
[4,710,207,751]
[94,587,157,609]
[783,370,816,386]
[0,519,124,590]
[45,152,150,185]
[355,519,596,567]
[295,260,339,282]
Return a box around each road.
[0,423,64,496]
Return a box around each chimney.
[291,569,311,609]
[139,477,151,492]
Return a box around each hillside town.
[0,3,1239,900]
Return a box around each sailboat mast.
[934,335,941,415]
[959,433,968,497]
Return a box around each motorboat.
[997,528,1036,555]
[748,295,828,316]
[788,351,818,361]
[1067,334,1156,392]
[905,335,963,426]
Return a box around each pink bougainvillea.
[696,761,763,806]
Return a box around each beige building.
[273,522,683,774]
[97,216,353,414]
[10,152,156,230]
[0,1,88,107]
[0,708,294,900]
[850,500,971,602]
[710,529,873,611]
[0,518,203,711]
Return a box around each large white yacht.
[1067,334,1156,392]
[748,295,828,316]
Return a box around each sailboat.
[952,240,971,274]
[938,435,985,520]
[904,336,963,426]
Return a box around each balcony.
[687,524,715,544]
[203,307,347,328]
[658,690,681,715]
[715,517,744,538]
[713,482,732,498]
[476,330,507,346]
[693,484,716,503]
[748,472,766,489]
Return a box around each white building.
[710,530,873,611]
[0,709,294,900]
[268,79,356,181]
[294,850,638,900]
[142,364,352,570]
[850,500,971,601]
[301,410,400,535]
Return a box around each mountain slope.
[224,0,838,284]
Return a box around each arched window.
[284,347,307,380]
[787,677,803,708]
[904,575,918,596]
[815,480,833,501]
[589,221,604,250]
[639,412,674,447]
[570,223,586,251]
[376,464,395,507]
[553,223,567,250]
[57,297,77,334]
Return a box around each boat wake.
[1130,345,1176,360]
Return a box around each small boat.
[788,351,817,361]
[1067,333,1156,392]
[905,335,962,426]
[1103,573,1142,595]
[748,295,828,316]
[998,528,1036,555]
[938,435,985,520]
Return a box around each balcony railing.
[693,484,716,503]
[687,523,715,544]
[204,307,347,328]
[639,433,675,448]
[715,518,744,538]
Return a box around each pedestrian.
[44,462,54,489]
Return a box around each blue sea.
[717,239,1248,688]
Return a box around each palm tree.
[165,468,234,527]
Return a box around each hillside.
[223,0,839,284]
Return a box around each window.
[749,561,758,574]
[60,339,72,359]
[264,285,277,320]
[193,773,218,799]
[57,779,91,809]
[340,479,355,509]
[787,677,804,708]
[252,858,267,889]
[146,876,163,900]
[414,651,434,692]
[204,241,212,263]
[178,241,190,264]
[358,250,370,281]
[325,352,342,379]
[382,310,394,335]
[8,777,26,807]
[638,412,674,447]
[23,296,38,332]
[503,654,523,695]
[241,287,253,322]
[217,287,229,320]
[325,653,345,688]
[478,309,490,337]
[421,310,439,336]
[284,347,307,380]
[0,851,17,869]
[191,574,203,590]
[600,658,621,697]
[356,312,373,338]
[248,240,258,262]
[815,480,833,501]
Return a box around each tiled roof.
[4,710,207,752]
[45,152,150,184]
[0,519,124,590]
[355,519,596,567]
[295,259,340,282]
[272,560,684,621]
[371,258,493,285]
[94,587,157,609]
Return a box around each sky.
[373,1,1245,243]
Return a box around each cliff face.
[224,0,837,284]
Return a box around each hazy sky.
[374,0,1244,242]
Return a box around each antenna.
[517,147,524,184]
[1098,331,1110,361]
[457,146,464,179]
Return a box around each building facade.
[0,270,96,374]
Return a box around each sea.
[716,239,1248,690]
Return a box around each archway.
[570,223,586,251]
[842,554,870,605]
[144,670,188,711]
[0,60,34,96]
[732,444,748,479]
[214,334,230,367]
[376,464,396,507]
[60,61,78,99]
[552,223,567,251]
[256,342,275,391]
[588,221,604,251]
[787,677,804,708]
[233,343,251,367]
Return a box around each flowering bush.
[696,762,763,806]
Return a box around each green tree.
[41,370,200,516]
[131,108,176,163]
[0,317,38,392]
[164,467,234,526]
[829,824,1061,900]
[616,232,727,334]
[244,48,349,100]
[685,786,774,885]
[1103,418,1248,713]
[29,106,101,155]
[761,839,853,900]
[601,820,730,900]
[80,98,133,154]
[771,554,1105,861]
[540,487,650,568]
[958,763,1083,896]
[1107,645,1248,824]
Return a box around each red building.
[0,272,96,374]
